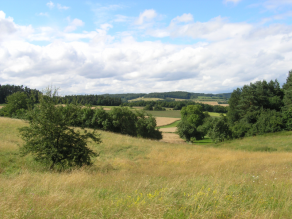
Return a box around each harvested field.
[0,106,3,109]
[129,97,163,102]
[155,117,180,127]
[160,133,185,144]
[194,101,229,106]
[159,127,177,133]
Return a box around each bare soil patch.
[160,133,185,144]
[0,106,3,109]
[155,117,180,127]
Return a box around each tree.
[19,88,101,170]
[283,70,292,109]
[177,105,207,141]
[135,110,162,139]
[205,116,233,143]
[0,91,32,118]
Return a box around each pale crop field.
[128,98,164,102]
[155,117,180,127]
[1,117,292,218]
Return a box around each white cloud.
[0,10,292,95]
[171,14,193,23]
[100,23,113,31]
[150,16,253,41]
[46,1,54,9]
[57,3,69,10]
[64,18,84,32]
[135,9,157,25]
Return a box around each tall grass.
[1,117,292,218]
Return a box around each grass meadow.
[1,117,292,218]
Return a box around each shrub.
[1,91,32,117]
[19,88,101,170]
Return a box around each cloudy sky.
[1,0,292,95]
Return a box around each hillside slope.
[1,117,292,218]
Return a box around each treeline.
[0,91,162,140]
[104,93,145,102]
[178,70,292,143]
[60,95,122,106]
[122,100,228,113]
[104,91,232,102]
[0,84,40,104]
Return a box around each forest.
[176,70,292,143]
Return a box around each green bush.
[177,105,207,141]
[19,88,101,170]
[135,111,162,139]
[1,91,32,117]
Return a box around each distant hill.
[104,91,232,102]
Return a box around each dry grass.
[193,100,229,106]
[160,133,185,144]
[159,127,177,133]
[155,117,180,127]
[1,117,292,218]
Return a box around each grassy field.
[158,120,180,128]
[1,117,292,218]
[145,110,181,118]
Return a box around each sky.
[0,0,292,95]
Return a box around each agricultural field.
[174,98,229,106]
[155,117,180,127]
[1,117,292,218]
[128,97,164,102]
[193,100,229,107]
[144,110,181,118]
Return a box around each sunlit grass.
[157,120,180,128]
[1,117,292,218]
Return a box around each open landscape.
[1,117,292,218]
[1,0,292,217]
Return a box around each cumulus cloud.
[64,18,84,32]
[135,9,157,25]
[171,14,193,23]
[150,16,253,41]
[0,10,292,95]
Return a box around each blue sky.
[0,0,292,94]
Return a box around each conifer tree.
[283,70,292,109]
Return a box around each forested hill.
[1,84,231,105]
[105,91,232,102]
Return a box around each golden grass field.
[1,117,292,218]
[159,127,177,133]
[174,99,229,107]
[155,117,180,127]
[193,101,229,107]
